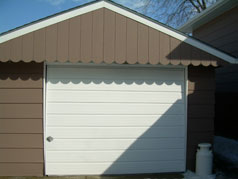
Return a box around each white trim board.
[0,0,237,64]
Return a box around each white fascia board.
[0,0,237,64]
[0,1,104,43]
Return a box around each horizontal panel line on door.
[47,89,184,92]
[48,66,185,70]
[46,126,184,129]
[47,80,184,84]
[46,101,184,104]
[46,148,185,151]
[51,137,185,139]
[47,137,185,140]
[46,149,184,152]
[46,160,185,164]
[46,114,185,116]
[47,80,185,84]
[47,113,185,115]
[47,125,184,127]
[47,77,184,81]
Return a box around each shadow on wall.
[0,61,44,176]
[167,40,225,66]
[166,40,217,170]
[0,61,43,81]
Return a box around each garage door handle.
[47,136,54,142]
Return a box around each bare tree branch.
[202,0,207,9]
[189,0,201,13]
[138,0,217,28]
[196,0,204,10]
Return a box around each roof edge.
[0,0,105,43]
[179,0,238,33]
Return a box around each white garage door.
[45,65,186,175]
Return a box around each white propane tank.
[195,143,213,176]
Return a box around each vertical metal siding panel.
[69,16,81,63]
[169,37,181,65]
[180,43,191,66]
[209,55,219,67]
[34,29,45,62]
[5,42,11,62]
[148,28,159,64]
[92,9,104,64]
[0,42,10,62]
[200,51,211,66]
[104,9,115,64]
[22,33,34,62]
[126,18,138,64]
[57,20,69,62]
[46,24,57,62]
[10,37,22,62]
[159,32,170,65]
[0,44,4,61]
[138,23,148,64]
[191,47,201,66]
[81,12,93,63]
[115,13,127,64]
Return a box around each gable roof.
[0,0,237,65]
[179,0,238,33]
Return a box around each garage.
[1,0,234,176]
[45,65,186,175]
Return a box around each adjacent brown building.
[180,0,238,139]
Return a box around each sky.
[0,0,149,34]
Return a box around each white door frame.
[43,62,188,175]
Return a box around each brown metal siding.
[194,6,238,57]
[0,62,43,176]
[115,13,127,64]
[187,66,215,170]
[0,8,223,66]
